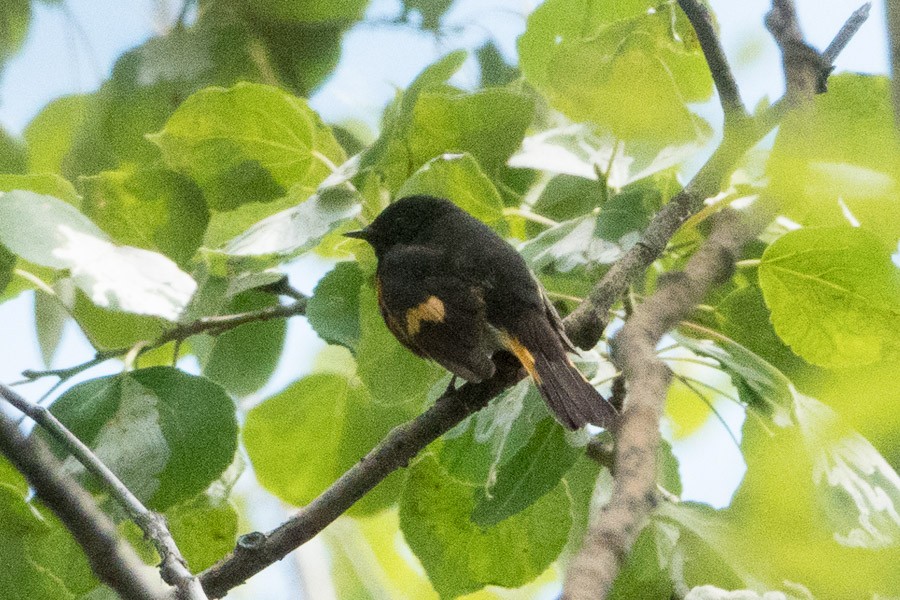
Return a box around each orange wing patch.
[406,296,446,336]
[500,331,541,384]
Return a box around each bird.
[344,195,616,430]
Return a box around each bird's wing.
[376,245,496,382]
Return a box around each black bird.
[344,195,616,430]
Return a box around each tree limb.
[888,0,900,131]
[677,0,747,122]
[195,3,869,597]
[0,408,169,600]
[562,209,765,600]
[0,383,207,600]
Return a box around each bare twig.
[677,0,748,122]
[562,209,764,600]
[22,297,308,383]
[193,4,869,598]
[0,408,168,600]
[0,383,207,600]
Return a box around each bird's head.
[344,195,457,255]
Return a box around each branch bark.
[192,3,869,597]
[561,209,765,600]
[888,0,900,131]
[0,383,207,600]
[0,409,168,600]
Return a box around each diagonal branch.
[196,3,869,597]
[0,409,168,600]
[0,383,208,600]
[677,0,748,123]
[887,0,900,131]
[561,209,766,600]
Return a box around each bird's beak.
[343,228,369,240]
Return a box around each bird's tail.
[500,324,617,430]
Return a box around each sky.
[0,0,891,525]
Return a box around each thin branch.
[677,0,747,122]
[0,408,168,600]
[194,4,869,598]
[562,209,764,600]
[822,2,871,65]
[22,297,308,382]
[0,383,207,600]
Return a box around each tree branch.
[0,383,207,600]
[194,4,869,598]
[0,408,168,600]
[677,0,747,123]
[562,209,765,600]
[22,297,308,382]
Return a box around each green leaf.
[439,380,547,486]
[758,226,900,368]
[23,94,90,174]
[472,417,583,526]
[0,191,197,321]
[0,173,80,205]
[356,282,443,407]
[0,245,14,297]
[767,74,900,246]
[248,20,344,96]
[0,0,29,70]
[519,0,712,143]
[34,290,67,367]
[150,82,346,211]
[399,454,572,598]
[244,373,409,513]
[398,153,506,230]
[307,261,364,351]
[80,166,209,266]
[49,367,238,510]
[166,493,238,572]
[68,287,167,350]
[205,185,361,272]
[403,0,454,31]
[246,0,368,24]
[361,53,534,192]
[198,289,287,397]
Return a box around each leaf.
[206,185,361,273]
[306,261,364,351]
[0,0,29,71]
[246,0,368,24]
[519,0,712,143]
[398,153,507,230]
[399,454,572,598]
[48,367,238,510]
[471,417,583,526]
[356,282,443,407]
[508,124,707,189]
[150,82,346,211]
[34,290,67,367]
[80,166,209,266]
[767,74,900,245]
[198,289,287,397]
[166,494,238,572]
[0,191,197,321]
[23,94,91,174]
[244,373,409,514]
[758,226,900,368]
[0,245,13,297]
[0,174,80,205]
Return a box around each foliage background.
[0,0,897,599]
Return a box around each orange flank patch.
[500,331,541,384]
[406,296,446,336]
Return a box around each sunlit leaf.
[307,261,364,351]
[0,191,196,321]
[758,226,900,368]
[23,94,90,174]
